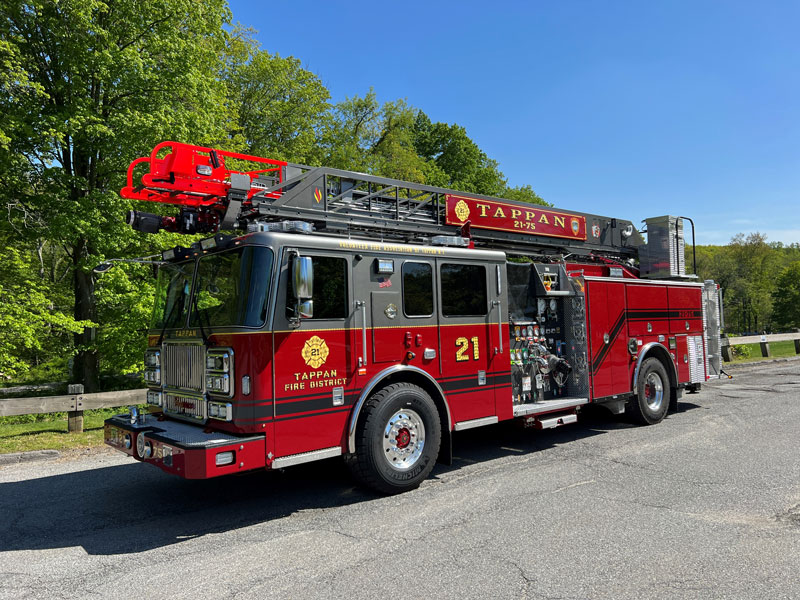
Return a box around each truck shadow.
[0,402,700,556]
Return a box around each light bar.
[431,235,470,247]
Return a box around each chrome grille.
[163,343,205,392]
[165,393,206,421]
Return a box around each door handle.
[492,299,503,354]
[356,300,367,367]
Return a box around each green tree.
[0,246,89,380]
[772,262,800,330]
[693,233,786,333]
[413,111,507,196]
[503,184,549,206]
[1,0,233,389]
[224,27,330,163]
[725,233,781,332]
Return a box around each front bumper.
[104,414,266,479]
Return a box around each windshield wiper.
[192,291,210,346]
[157,295,183,347]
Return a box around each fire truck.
[104,141,722,494]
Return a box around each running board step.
[454,416,499,431]
[524,411,579,430]
[512,397,588,418]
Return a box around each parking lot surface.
[1,361,798,599]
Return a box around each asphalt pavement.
[1,360,798,599]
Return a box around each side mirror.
[297,300,313,319]
[292,256,313,300]
[289,255,314,326]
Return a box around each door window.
[402,261,433,317]
[440,264,487,317]
[286,255,348,319]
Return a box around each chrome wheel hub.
[383,408,425,471]
[644,372,664,412]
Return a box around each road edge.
[0,449,61,466]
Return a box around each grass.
[728,340,799,363]
[0,408,127,454]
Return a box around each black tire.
[627,357,670,425]
[345,382,441,494]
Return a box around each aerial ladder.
[122,141,650,265]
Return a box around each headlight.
[146,390,163,407]
[144,349,161,386]
[144,349,161,368]
[206,374,230,394]
[207,401,232,421]
[205,348,233,397]
[144,368,161,385]
[206,351,231,372]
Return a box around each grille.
[165,393,206,421]
[163,343,205,392]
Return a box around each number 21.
[455,336,480,361]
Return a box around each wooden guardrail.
[721,333,800,362]
[0,386,146,433]
[2,333,799,428]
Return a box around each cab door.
[354,255,440,375]
[272,250,358,457]
[437,259,495,423]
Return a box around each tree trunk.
[72,238,100,392]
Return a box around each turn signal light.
[215,451,235,466]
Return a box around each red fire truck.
[104,141,722,494]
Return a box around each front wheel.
[628,357,671,425]
[346,382,441,494]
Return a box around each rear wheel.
[346,382,441,494]
[628,357,670,425]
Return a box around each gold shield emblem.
[571,218,580,235]
[454,199,470,222]
[302,335,329,369]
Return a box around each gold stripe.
[152,323,504,337]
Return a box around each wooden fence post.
[67,384,84,433]
[720,337,732,362]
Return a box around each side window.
[440,263,487,317]
[403,262,433,317]
[287,255,347,319]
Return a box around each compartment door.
[586,280,629,399]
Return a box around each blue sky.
[227,0,799,245]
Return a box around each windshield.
[151,261,194,330]
[190,246,273,328]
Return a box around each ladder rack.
[122,141,644,258]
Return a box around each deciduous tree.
[1,0,233,389]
